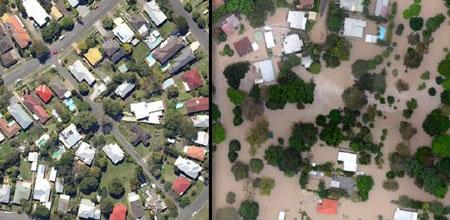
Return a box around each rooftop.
[102,143,125,164]
[75,142,96,165]
[233,37,253,57]
[174,156,203,179]
[84,47,103,66]
[22,0,50,27]
[287,11,307,30]
[316,199,338,215]
[8,103,33,129]
[185,97,209,114]
[182,69,203,91]
[68,60,96,86]
[172,176,191,196]
[143,1,168,26]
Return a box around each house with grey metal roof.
[330,175,356,195]
[0,184,10,204]
[8,103,33,129]
[143,1,168,27]
[68,60,96,86]
[12,181,32,204]
[115,82,135,99]
[58,194,70,214]
[169,48,196,75]
[59,123,82,148]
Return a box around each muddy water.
[213,1,450,219]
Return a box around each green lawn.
[99,160,138,203]
[162,164,176,182]
[132,42,151,61]
[159,22,176,38]
[0,142,15,160]
[118,122,166,158]
[19,158,32,181]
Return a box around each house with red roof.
[183,146,207,161]
[233,37,253,57]
[0,118,20,138]
[185,97,209,114]
[172,176,192,196]
[316,199,338,215]
[35,85,53,104]
[1,14,31,49]
[182,69,203,92]
[110,203,127,220]
[22,94,50,124]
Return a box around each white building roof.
[69,60,96,86]
[23,0,50,27]
[49,167,57,182]
[365,34,378,43]
[33,177,51,203]
[113,22,135,43]
[162,78,175,90]
[28,152,39,162]
[144,1,168,26]
[67,0,79,7]
[340,0,364,12]
[264,29,275,49]
[375,0,389,16]
[283,34,303,54]
[174,157,203,179]
[130,100,165,120]
[115,82,135,98]
[337,151,358,172]
[75,142,96,165]
[31,161,38,172]
[394,208,418,220]
[254,60,276,83]
[194,131,209,146]
[78,199,96,219]
[37,164,46,179]
[190,115,209,128]
[287,11,307,30]
[302,56,313,68]
[55,178,64,193]
[0,185,10,204]
[278,211,286,220]
[102,143,125,164]
[343,18,367,38]
[59,123,82,148]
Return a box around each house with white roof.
[144,1,168,26]
[34,165,51,203]
[49,167,57,182]
[174,157,203,179]
[55,178,64,194]
[283,34,303,54]
[340,0,364,13]
[190,115,209,128]
[28,152,39,162]
[130,100,165,124]
[375,0,389,16]
[287,11,307,30]
[59,123,82,148]
[102,143,125,164]
[68,60,96,86]
[115,82,135,99]
[337,151,357,172]
[67,0,79,8]
[194,131,209,146]
[13,181,32,204]
[254,59,276,84]
[0,184,10,204]
[263,27,275,49]
[394,208,418,220]
[113,22,135,43]
[78,198,101,220]
[75,142,96,165]
[23,0,50,27]
[343,18,367,38]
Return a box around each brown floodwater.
[212,1,450,219]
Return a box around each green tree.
[78,82,90,96]
[79,177,99,194]
[249,158,264,174]
[288,122,318,152]
[342,86,368,110]
[404,47,423,69]
[223,62,250,89]
[432,134,450,157]
[75,112,98,134]
[245,118,269,153]
[32,205,50,219]
[59,17,74,31]
[102,17,114,30]
[103,99,123,119]
[227,88,247,106]
[41,21,61,42]
[108,178,125,199]
[231,161,249,181]
[409,17,423,31]
[212,123,226,144]
[226,192,236,204]
[264,145,283,166]
[239,200,259,220]
[173,16,189,35]
[441,90,450,105]
[258,177,275,195]
[0,0,9,17]
[30,41,50,63]
[319,126,344,147]
[356,175,374,201]
[100,198,114,217]
[422,109,450,137]
[425,14,445,33]
[278,147,302,176]
[438,53,450,78]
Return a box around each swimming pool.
[378,26,386,40]
[63,98,77,112]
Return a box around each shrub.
[382,180,399,191]
[432,134,450,157]
[226,192,236,204]
[229,140,241,152]
[399,121,417,140]
[212,123,226,144]
[223,62,250,89]
[308,62,321,74]
[356,175,374,201]
[239,200,259,220]
[395,24,404,35]
[249,158,264,174]
[409,17,423,31]
[231,161,249,181]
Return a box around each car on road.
[15,78,21,86]
[58,35,65,40]
[52,50,58,55]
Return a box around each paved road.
[0,212,29,220]
[2,0,121,86]
[179,185,209,219]
[168,0,209,52]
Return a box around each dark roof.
[233,37,252,57]
[0,25,5,36]
[0,52,16,68]
[153,36,185,64]
[185,97,209,114]
[169,48,196,75]
[182,69,203,90]
[0,38,13,54]
[49,78,67,99]
[297,0,315,9]
[129,199,144,218]
[131,125,150,146]
[111,48,126,64]
[130,14,148,33]
[331,175,355,195]
[103,39,120,58]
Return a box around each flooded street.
[213,0,450,219]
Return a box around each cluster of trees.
[327,2,346,32]
[245,118,269,155]
[356,175,374,201]
[223,62,250,89]
[213,0,275,27]
[41,17,74,42]
[163,108,197,140]
[351,55,384,79]
[322,34,351,68]
[264,145,303,177]
[228,139,241,163]
[395,195,450,218]
[212,103,226,144]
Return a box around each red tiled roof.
[110,203,127,220]
[221,22,235,36]
[182,69,203,91]
[1,14,31,49]
[35,85,53,103]
[172,176,192,195]
[0,118,20,138]
[316,199,338,215]
[297,0,315,9]
[233,37,252,57]
[186,146,206,161]
[186,97,209,114]
[22,94,49,124]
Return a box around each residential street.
[0,0,209,218]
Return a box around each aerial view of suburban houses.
[0,0,209,219]
[213,0,450,219]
